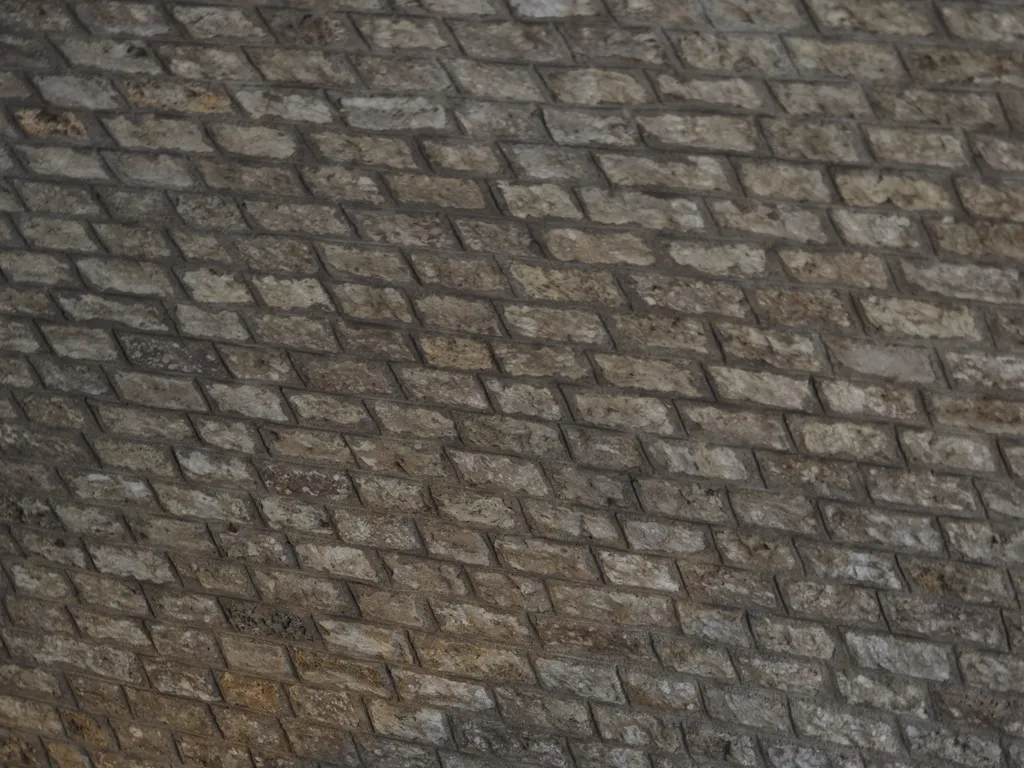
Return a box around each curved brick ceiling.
[1,1,1023,767]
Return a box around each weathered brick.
[789,38,904,80]
[712,200,828,243]
[673,32,792,75]
[639,113,757,153]
[859,296,980,340]
[900,429,996,473]
[836,170,952,211]
[717,324,822,372]
[711,366,815,411]
[866,467,977,516]
[738,654,824,696]
[740,160,830,202]
[930,393,1024,436]
[785,579,882,626]
[646,438,750,480]
[792,700,901,753]
[793,418,897,463]
[414,634,533,684]
[801,541,903,589]
[904,260,1021,304]
[294,541,379,582]
[773,80,871,117]
[846,631,952,681]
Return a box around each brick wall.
[1,0,1023,766]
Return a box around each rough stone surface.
[0,2,1022,767]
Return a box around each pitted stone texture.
[0,0,1022,766]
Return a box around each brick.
[808,0,934,34]
[502,304,609,345]
[838,669,928,718]
[495,688,591,737]
[595,354,702,395]
[341,96,447,131]
[789,38,904,80]
[866,467,977,515]
[498,181,581,219]
[571,391,675,434]
[900,429,996,473]
[413,634,534,683]
[631,273,747,318]
[785,579,882,625]
[451,21,565,62]
[458,102,547,140]
[738,654,823,696]
[836,170,952,211]
[823,502,941,553]
[549,581,674,629]
[905,557,1007,610]
[757,287,853,332]
[546,68,648,105]
[646,438,750,480]
[959,179,1024,224]
[859,296,979,340]
[792,700,900,753]
[495,535,597,580]
[905,723,1002,768]
[846,631,952,681]
[655,635,735,679]
[793,418,896,463]
[942,4,1024,43]
[705,686,790,733]
[827,338,935,385]
[764,118,861,163]
[930,394,1024,436]
[543,228,654,266]
[832,207,923,249]
[511,262,623,306]
[122,78,231,114]
[683,405,789,450]
[904,260,1020,304]
[205,383,288,422]
[717,324,822,372]
[981,480,1024,522]
[460,415,564,459]
[779,248,888,289]
[674,32,792,75]
[295,541,378,581]
[639,113,756,153]
[58,38,164,73]
[740,160,830,202]
[933,687,1024,737]
[712,200,828,243]
[395,670,493,711]
[35,74,122,109]
[14,182,98,218]
[535,657,623,704]
[801,542,902,589]
[656,74,762,110]
[711,366,815,411]
[447,59,543,101]
[608,153,731,193]
[683,563,777,608]
[773,80,871,117]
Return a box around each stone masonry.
[1,0,1024,766]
